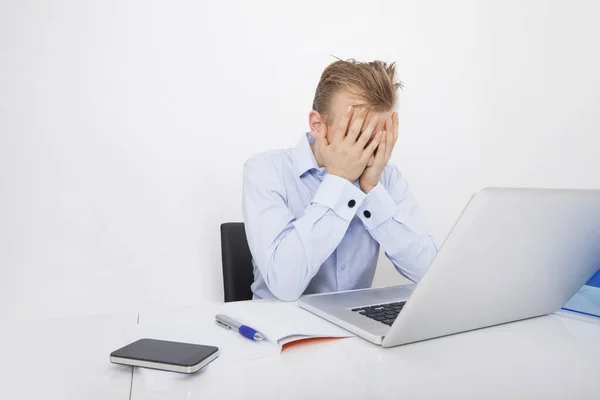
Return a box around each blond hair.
[312,58,403,121]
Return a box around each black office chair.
[220,222,255,302]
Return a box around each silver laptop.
[298,187,600,347]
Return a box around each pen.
[215,314,265,341]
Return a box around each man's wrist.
[328,170,355,184]
[312,174,367,222]
[357,183,397,231]
[360,181,377,193]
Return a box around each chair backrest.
[220,222,254,302]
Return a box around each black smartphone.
[110,338,219,374]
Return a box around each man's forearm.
[245,174,367,301]
[356,183,438,281]
[260,207,352,301]
[369,218,438,282]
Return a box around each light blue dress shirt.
[242,133,438,301]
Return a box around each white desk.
[131,305,600,400]
[2,305,599,399]
[0,313,137,400]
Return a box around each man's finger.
[362,131,383,162]
[346,107,367,142]
[331,105,354,144]
[356,114,379,148]
[376,131,388,167]
[316,123,329,150]
[367,153,375,167]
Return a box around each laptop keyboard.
[351,301,406,326]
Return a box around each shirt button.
[363,210,371,218]
[348,199,356,208]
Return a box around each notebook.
[218,300,354,347]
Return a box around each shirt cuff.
[312,174,366,222]
[357,183,397,230]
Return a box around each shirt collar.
[292,132,324,177]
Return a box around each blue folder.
[586,269,600,288]
[562,269,600,318]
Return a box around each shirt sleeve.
[356,165,438,282]
[242,157,366,301]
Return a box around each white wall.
[477,1,600,189]
[1,0,598,321]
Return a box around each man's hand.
[316,106,383,183]
[359,112,399,193]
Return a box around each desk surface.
[3,304,600,400]
[131,305,600,400]
[0,313,137,400]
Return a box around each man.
[243,59,438,301]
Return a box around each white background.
[1,0,599,321]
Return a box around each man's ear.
[309,110,325,138]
